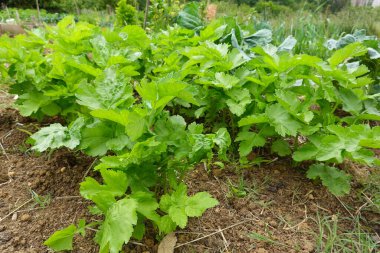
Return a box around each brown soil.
[0,94,379,253]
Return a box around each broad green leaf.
[96,198,138,253]
[225,88,251,116]
[79,121,114,156]
[80,169,128,201]
[278,36,297,52]
[213,72,240,89]
[76,68,134,110]
[91,109,129,126]
[168,206,188,229]
[136,78,198,109]
[30,123,80,152]
[15,91,52,116]
[67,58,102,77]
[327,124,369,152]
[328,42,367,67]
[80,169,128,213]
[159,183,218,229]
[307,164,351,196]
[348,149,376,166]
[199,20,227,42]
[120,25,150,50]
[177,2,203,31]
[91,109,146,141]
[157,215,177,234]
[314,135,344,162]
[293,143,318,161]
[271,139,291,157]
[213,128,231,160]
[360,139,380,149]
[130,191,160,222]
[44,224,76,251]
[132,216,146,240]
[266,104,302,137]
[185,192,219,217]
[338,87,362,114]
[238,114,268,127]
[236,131,266,157]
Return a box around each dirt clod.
[11,213,17,221]
[20,214,31,222]
[302,240,315,252]
[255,248,268,253]
[0,231,12,243]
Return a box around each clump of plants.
[115,0,139,26]
[0,3,379,251]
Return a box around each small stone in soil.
[269,220,278,227]
[20,214,31,222]
[255,248,268,253]
[303,240,315,252]
[11,212,17,221]
[0,232,11,243]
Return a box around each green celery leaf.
[120,25,150,50]
[307,164,351,196]
[238,114,268,127]
[168,206,188,229]
[236,131,266,157]
[159,183,218,229]
[79,121,114,156]
[292,143,318,161]
[188,134,214,162]
[76,67,134,110]
[271,139,291,157]
[44,224,76,251]
[213,128,231,160]
[132,216,146,240]
[348,149,376,166]
[130,191,160,222]
[185,192,219,217]
[225,88,251,116]
[328,42,367,67]
[338,87,362,114]
[80,169,128,212]
[314,135,344,162]
[30,123,80,152]
[96,198,138,253]
[15,91,53,116]
[266,104,302,137]
[199,20,227,42]
[213,72,240,89]
[91,109,146,141]
[80,169,128,200]
[157,215,177,234]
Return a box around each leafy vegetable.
[2,15,379,253]
[307,164,351,196]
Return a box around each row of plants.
[0,8,65,23]
[0,0,180,29]
[0,7,116,26]
[0,8,379,252]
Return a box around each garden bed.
[1,95,379,253]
